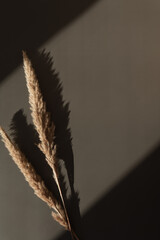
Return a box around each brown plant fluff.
[23,51,57,173]
[0,127,67,229]
[22,51,72,233]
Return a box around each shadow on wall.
[0,0,98,84]
[10,51,82,238]
[56,143,160,240]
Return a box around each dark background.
[1,0,160,239]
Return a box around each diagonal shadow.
[10,50,82,238]
[55,143,160,240]
[0,0,99,84]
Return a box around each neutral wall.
[1,0,160,239]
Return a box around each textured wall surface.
[1,1,160,239]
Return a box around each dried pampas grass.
[0,52,79,240]
[0,126,67,229]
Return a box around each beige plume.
[0,127,67,229]
[22,51,73,235]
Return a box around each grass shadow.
[10,50,82,238]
